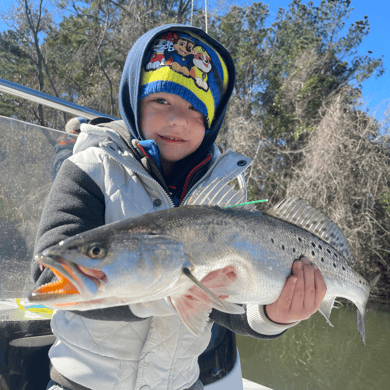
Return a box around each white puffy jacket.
[44,124,295,390]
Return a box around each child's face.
[140,92,206,171]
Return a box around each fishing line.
[190,0,194,26]
[205,0,208,33]
[224,199,268,208]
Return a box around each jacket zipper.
[101,144,176,208]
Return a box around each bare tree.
[287,96,390,303]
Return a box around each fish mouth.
[29,254,107,302]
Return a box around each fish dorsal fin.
[265,197,355,265]
[185,175,257,211]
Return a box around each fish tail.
[356,273,380,346]
[356,306,366,346]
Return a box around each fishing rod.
[0,77,118,121]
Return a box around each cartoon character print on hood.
[189,45,213,91]
[145,33,213,93]
[145,34,175,70]
[162,32,197,76]
[118,24,235,201]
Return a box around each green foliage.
[379,188,390,216]
[259,0,382,137]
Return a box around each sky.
[1,0,389,124]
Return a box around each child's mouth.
[159,134,185,143]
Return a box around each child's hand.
[265,257,327,325]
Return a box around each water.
[237,304,390,390]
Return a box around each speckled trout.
[30,181,377,345]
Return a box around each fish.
[29,178,377,345]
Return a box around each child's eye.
[153,98,168,104]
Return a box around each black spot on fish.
[293,248,296,253]
[333,263,337,268]
[282,245,285,250]
[342,266,346,271]
[298,237,302,242]
[271,238,274,243]
[318,245,322,250]
[327,249,331,254]
[312,251,315,256]
[321,258,324,262]
[333,253,338,258]
[311,242,316,248]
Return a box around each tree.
[261,0,383,138]
[0,0,66,128]
[286,94,390,303]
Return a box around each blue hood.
[118,23,236,156]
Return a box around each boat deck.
[243,378,272,390]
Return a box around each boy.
[33,24,326,390]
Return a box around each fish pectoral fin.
[169,267,244,336]
[318,297,335,327]
[182,267,244,314]
[169,294,212,336]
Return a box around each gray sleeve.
[32,159,144,322]
[210,307,287,339]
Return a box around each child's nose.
[167,108,188,127]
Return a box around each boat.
[0,79,272,390]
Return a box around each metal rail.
[0,77,118,120]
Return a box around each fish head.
[30,226,191,308]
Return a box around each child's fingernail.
[301,258,310,264]
[296,261,302,268]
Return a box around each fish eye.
[87,245,106,259]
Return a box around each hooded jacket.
[32,24,295,390]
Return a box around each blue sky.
[1,0,389,123]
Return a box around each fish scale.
[30,179,375,345]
